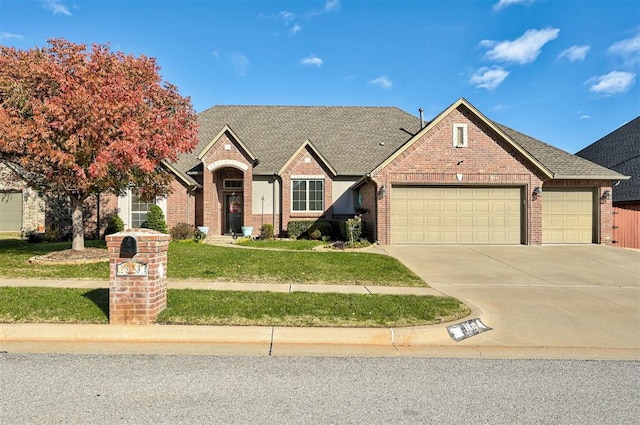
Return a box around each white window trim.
[118,188,167,230]
[452,123,468,148]
[291,179,324,212]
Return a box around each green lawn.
[234,238,327,250]
[0,238,425,286]
[0,287,469,327]
[0,238,470,327]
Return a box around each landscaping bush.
[104,214,125,237]
[144,205,167,233]
[260,224,274,239]
[345,216,363,243]
[286,220,314,239]
[309,229,322,240]
[170,222,198,241]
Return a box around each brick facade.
[279,146,334,233]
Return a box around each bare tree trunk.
[71,196,85,251]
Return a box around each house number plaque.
[116,260,148,277]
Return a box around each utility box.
[106,229,170,325]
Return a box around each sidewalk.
[1,278,638,360]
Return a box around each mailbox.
[120,236,137,258]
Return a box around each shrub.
[171,222,198,241]
[345,216,363,243]
[105,214,125,236]
[309,229,322,240]
[286,220,314,239]
[260,224,274,240]
[27,230,46,243]
[144,205,167,233]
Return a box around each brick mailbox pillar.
[106,229,170,325]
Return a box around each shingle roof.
[495,123,628,180]
[575,117,640,202]
[168,103,628,186]
[173,105,421,177]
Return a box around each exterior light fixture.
[532,186,542,198]
[600,190,611,202]
[378,185,387,199]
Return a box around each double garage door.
[0,191,23,231]
[391,186,595,245]
[391,186,523,244]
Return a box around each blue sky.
[1,0,638,154]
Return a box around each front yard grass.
[0,287,470,327]
[0,238,425,287]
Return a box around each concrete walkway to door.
[381,245,640,352]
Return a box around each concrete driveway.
[381,245,640,353]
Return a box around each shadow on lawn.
[83,288,109,319]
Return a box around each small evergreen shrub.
[104,214,125,236]
[309,229,322,240]
[171,222,198,240]
[260,224,274,239]
[144,205,167,233]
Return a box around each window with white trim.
[452,123,468,148]
[131,191,156,228]
[292,179,324,212]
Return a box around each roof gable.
[371,98,553,178]
[278,139,337,176]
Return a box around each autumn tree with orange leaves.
[0,39,198,250]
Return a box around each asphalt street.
[1,353,638,424]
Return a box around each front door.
[224,193,243,234]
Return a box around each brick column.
[106,229,170,325]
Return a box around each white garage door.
[391,186,523,244]
[0,191,23,231]
[543,189,594,244]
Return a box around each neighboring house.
[3,98,628,245]
[576,117,640,248]
[0,163,44,232]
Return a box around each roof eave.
[550,174,631,181]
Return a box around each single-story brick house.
[2,98,628,245]
[576,116,639,248]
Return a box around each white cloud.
[369,76,392,89]
[42,0,71,16]
[211,50,220,59]
[231,54,250,76]
[493,0,534,11]
[469,67,510,90]
[586,71,635,95]
[609,32,640,65]
[308,0,341,17]
[0,32,25,40]
[277,11,296,22]
[480,27,560,65]
[300,55,323,67]
[579,115,591,120]
[558,45,590,62]
[290,24,302,35]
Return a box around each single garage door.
[542,189,594,243]
[391,186,523,244]
[0,191,23,231]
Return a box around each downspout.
[272,173,278,235]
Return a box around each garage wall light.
[378,185,386,199]
[532,186,542,199]
[600,190,611,202]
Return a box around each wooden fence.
[612,204,640,249]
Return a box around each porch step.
[204,235,235,245]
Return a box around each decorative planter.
[241,226,253,237]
